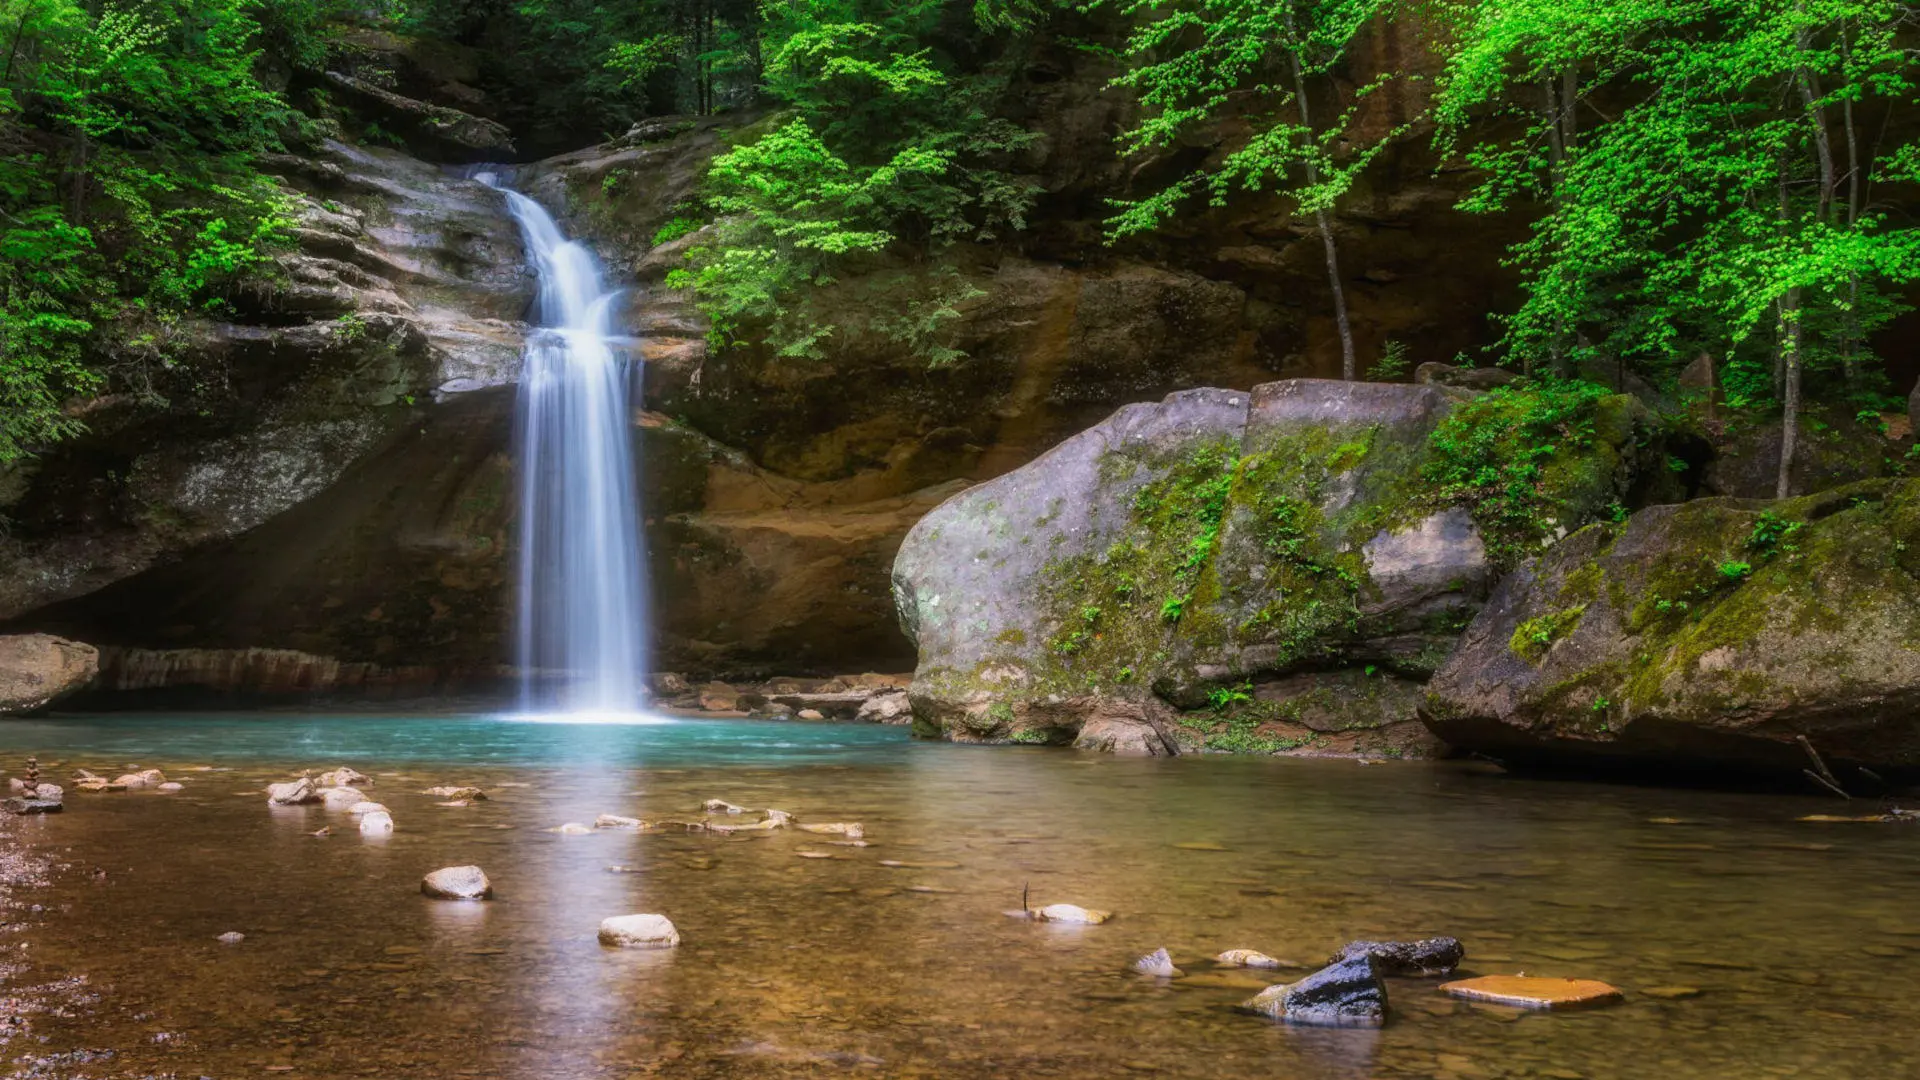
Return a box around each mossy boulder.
[1422,479,1920,775]
[892,378,1657,751]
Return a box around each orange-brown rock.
[1440,976,1624,1010]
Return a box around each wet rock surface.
[1423,479,1920,774]
[421,865,493,900]
[1333,936,1465,976]
[1239,955,1388,1027]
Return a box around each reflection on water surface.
[0,712,1913,1079]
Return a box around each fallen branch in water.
[1796,736,1848,799]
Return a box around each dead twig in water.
[1797,735,1849,799]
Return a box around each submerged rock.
[1027,904,1111,925]
[421,865,493,900]
[1333,937,1465,976]
[1239,955,1387,1027]
[267,777,318,806]
[114,769,166,789]
[552,823,593,835]
[346,801,389,817]
[598,914,680,949]
[594,814,646,830]
[702,799,745,815]
[893,380,1656,751]
[0,635,97,714]
[1130,947,1183,977]
[796,822,864,838]
[1440,975,1623,1010]
[423,786,486,800]
[316,767,372,788]
[1423,480,1920,773]
[320,786,368,809]
[358,810,395,835]
[1216,949,1288,970]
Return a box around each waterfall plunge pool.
[0,711,1912,1079]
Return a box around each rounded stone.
[598,914,680,949]
[421,865,493,900]
[359,810,395,836]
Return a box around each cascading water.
[480,174,650,716]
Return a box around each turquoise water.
[0,711,912,768]
[5,712,1919,1079]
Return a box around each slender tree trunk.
[1778,287,1803,500]
[1543,70,1577,378]
[1,16,27,86]
[1284,24,1355,381]
[1841,27,1863,386]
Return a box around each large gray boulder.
[892,379,1653,751]
[1423,479,1920,774]
[0,635,97,714]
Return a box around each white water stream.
[481,174,650,715]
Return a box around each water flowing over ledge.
[479,174,652,717]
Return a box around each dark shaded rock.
[3,797,62,815]
[1413,362,1516,391]
[893,379,1651,750]
[1239,955,1387,1027]
[1700,406,1904,500]
[1423,479,1920,774]
[1333,937,1464,976]
[322,72,514,160]
[0,634,98,714]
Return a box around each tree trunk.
[1284,22,1355,380]
[1777,288,1802,500]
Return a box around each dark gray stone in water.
[3,796,61,815]
[1332,936,1465,976]
[1239,955,1387,1027]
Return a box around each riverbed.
[0,712,1912,1078]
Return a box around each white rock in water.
[217,931,245,944]
[1216,949,1287,969]
[266,777,317,806]
[702,799,745,814]
[316,767,371,788]
[1130,947,1183,978]
[319,786,366,809]
[595,814,645,829]
[552,822,593,835]
[114,769,165,788]
[797,709,826,721]
[421,865,493,900]
[346,801,389,817]
[358,810,395,835]
[1034,904,1110,925]
[598,914,680,949]
[156,782,183,793]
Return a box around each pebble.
[217,932,245,945]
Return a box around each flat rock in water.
[594,814,645,829]
[1130,947,1183,978]
[1216,949,1289,969]
[797,822,864,838]
[1031,903,1110,925]
[552,822,593,835]
[1239,955,1387,1027]
[1333,937,1465,975]
[421,865,493,900]
[347,801,389,816]
[1440,975,1623,1010]
[3,797,61,815]
[598,913,680,949]
[423,786,486,800]
[319,786,367,809]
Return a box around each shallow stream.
[0,712,1914,1078]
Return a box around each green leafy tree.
[1435,0,1920,496]
[1105,0,1404,380]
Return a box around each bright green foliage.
[1434,0,1920,409]
[675,0,1044,362]
[1104,0,1400,235]
[0,0,296,461]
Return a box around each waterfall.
[481,174,650,716]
